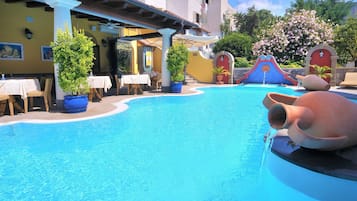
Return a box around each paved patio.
[0,83,210,124]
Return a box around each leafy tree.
[235,7,258,36]
[334,17,357,66]
[289,0,354,25]
[255,9,279,36]
[233,6,276,39]
[253,10,334,64]
[220,14,233,36]
[213,32,253,59]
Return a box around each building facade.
[140,0,236,36]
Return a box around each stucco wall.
[0,1,118,75]
[186,51,214,83]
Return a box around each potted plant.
[51,27,95,113]
[212,66,231,84]
[310,64,332,83]
[167,44,189,93]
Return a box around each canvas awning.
[139,34,219,49]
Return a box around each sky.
[228,0,294,16]
[228,0,357,16]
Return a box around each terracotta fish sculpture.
[263,91,357,151]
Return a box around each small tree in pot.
[167,44,189,93]
[51,27,95,113]
[212,66,231,84]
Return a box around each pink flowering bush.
[253,10,334,64]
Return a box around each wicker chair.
[151,73,162,90]
[26,77,53,112]
[0,94,14,116]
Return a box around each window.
[195,12,200,23]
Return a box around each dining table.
[0,78,41,114]
[87,75,112,101]
[120,74,151,94]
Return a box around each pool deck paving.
[0,83,211,124]
[0,84,356,125]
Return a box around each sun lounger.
[339,72,357,87]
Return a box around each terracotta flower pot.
[216,74,224,84]
[266,91,357,151]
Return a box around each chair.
[26,77,53,112]
[151,73,162,90]
[0,94,14,116]
[114,74,121,95]
[339,72,357,87]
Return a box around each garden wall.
[233,67,357,86]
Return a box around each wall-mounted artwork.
[0,42,24,60]
[41,46,53,61]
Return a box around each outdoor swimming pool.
[0,85,355,201]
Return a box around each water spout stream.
[259,128,277,175]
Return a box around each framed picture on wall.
[41,46,53,61]
[0,42,24,60]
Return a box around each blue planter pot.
[170,81,183,93]
[63,95,88,113]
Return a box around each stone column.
[158,28,176,92]
[45,0,81,108]
[304,57,311,75]
[330,55,339,86]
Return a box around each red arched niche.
[310,49,332,67]
[305,44,338,85]
[310,49,332,82]
[216,54,230,83]
[214,51,234,84]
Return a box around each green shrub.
[235,57,252,68]
[213,33,253,59]
[167,44,189,82]
[51,27,95,95]
[280,61,303,68]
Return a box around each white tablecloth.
[0,78,40,99]
[120,74,151,87]
[87,76,112,92]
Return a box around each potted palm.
[310,64,332,83]
[51,27,95,113]
[212,66,231,84]
[167,44,189,93]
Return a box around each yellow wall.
[123,28,159,74]
[0,2,53,74]
[186,51,214,83]
[74,19,116,74]
[0,1,117,74]
[0,1,212,81]
[153,47,162,72]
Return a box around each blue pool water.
[0,86,355,201]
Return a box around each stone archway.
[214,51,234,84]
[305,44,338,86]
